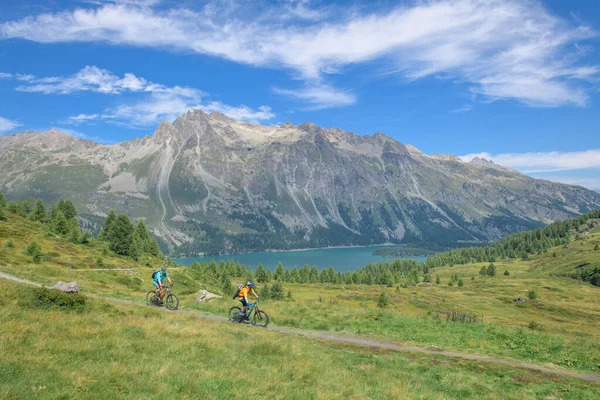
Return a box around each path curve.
[2,272,600,383]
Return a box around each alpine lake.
[176,246,427,272]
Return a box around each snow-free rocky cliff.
[2,109,600,254]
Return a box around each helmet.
[247,281,254,288]
[161,266,167,272]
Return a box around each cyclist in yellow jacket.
[238,281,260,317]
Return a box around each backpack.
[152,270,160,280]
[232,284,243,299]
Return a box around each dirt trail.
[3,272,600,384]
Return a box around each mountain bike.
[228,300,269,327]
[146,286,179,310]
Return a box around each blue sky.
[0,0,599,190]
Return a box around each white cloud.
[1,0,597,108]
[460,149,600,173]
[15,66,154,95]
[64,113,100,125]
[35,66,275,127]
[201,103,275,124]
[451,104,473,113]
[0,72,12,79]
[0,116,21,133]
[531,174,600,191]
[273,83,356,109]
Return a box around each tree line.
[425,210,600,268]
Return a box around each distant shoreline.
[176,243,397,259]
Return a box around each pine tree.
[0,207,6,221]
[69,227,81,243]
[99,210,117,241]
[133,220,152,252]
[274,262,285,281]
[286,290,292,299]
[147,238,161,257]
[109,214,134,256]
[309,266,319,283]
[377,290,390,308]
[59,199,77,220]
[52,210,70,235]
[458,278,464,287]
[0,190,5,208]
[436,275,441,284]
[26,241,43,263]
[595,244,599,251]
[270,280,285,300]
[256,264,268,283]
[261,284,271,299]
[80,231,91,245]
[487,263,496,277]
[290,266,300,283]
[221,272,234,295]
[266,270,274,282]
[380,270,395,286]
[30,199,47,223]
[22,199,34,215]
[129,233,143,261]
[299,265,310,283]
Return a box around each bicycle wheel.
[228,306,243,322]
[146,291,157,306]
[166,293,179,310]
[253,310,269,327]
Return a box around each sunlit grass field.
[2,281,600,400]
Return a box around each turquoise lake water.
[176,246,426,272]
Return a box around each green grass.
[2,211,600,397]
[1,281,600,400]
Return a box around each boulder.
[49,281,79,293]
[195,290,222,302]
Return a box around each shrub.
[595,244,599,251]
[528,321,543,331]
[96,257,104,267]
[0,208,6,221]
[270,281,285,300]
[504,270,510,276]
[26,241,44,263]
[377,291,389,308]
[435,275,440,285]
[6,240,14,249]
[261,284,271,299]
[486,263,496,277]
[457,278,464,287]
[528,289,537,300]
[26,287,86,310]
[286,290,292,299]
[552,252,557,257]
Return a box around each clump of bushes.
[528,289,537,300]
[377,291,390,308]
[26,241,44,263]
[25,287,86,310]
[528,321,543,331]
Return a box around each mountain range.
[1,109,599,255]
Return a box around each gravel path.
[2,271,600,383]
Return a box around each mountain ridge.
[1,108,599,255]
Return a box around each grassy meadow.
[2,210,600,398]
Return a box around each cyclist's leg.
[239,298,249,316]
[153,282,161,301]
